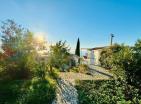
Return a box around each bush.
[76,79,141,104]
[0,52,37,80]
[99,44,123,69]
[34,62,59,80]
[0,20,38,80]
[0,80,29,104]
[0,78,56,104]
[70,64,88,73]
[0,20,57,104]
[99,43,141,88]
[16,78,56,104]
[48,67,59,79]
[48,41,71,71]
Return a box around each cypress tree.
[75,38,80,57]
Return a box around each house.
[82,46,108,66]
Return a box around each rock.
[52,79,78,104]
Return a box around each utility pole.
[110,33,114,46]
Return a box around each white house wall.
[87,49,102,65]
[93,49,102,65]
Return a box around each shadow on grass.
[0,79,56,104]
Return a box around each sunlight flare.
[34,32,46,43]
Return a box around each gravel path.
[88,65,113,77]
[59,71,111,85]
[53,66,113,104]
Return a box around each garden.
[0,19,141,104]
[0,20,71,104]
[76,43,141,104]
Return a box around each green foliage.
[35,61,59,80]
[0,79,56,104]
[0,20,37,80]
[16,78,56,104]
[70,64,88,73]
[99,42,141,88]
[99,44,123,69]
[1,20,35,56]
[48,41,71,71]
[131,39,141,87]
[110,46,134,78]
[48,67,59,79]
[76,79,141,104]
[75,38,80,57]
[0,20,57,104]
[0,80,29,104]
[34,62,48,80]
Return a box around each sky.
[0,0,141,50]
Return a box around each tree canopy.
[75,38,80,57]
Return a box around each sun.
[34,32,46,43]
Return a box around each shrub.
[0,52,37,80]
[70,64,88,73]
[0,80,29,104]
[0,78,56,104]
[34,62,47,80]
[16,78,56,104]
[0,20,38,80]
[99,44,123,69]
[48,67,59,79]
[48,41,71,71]
[76,79,141,104]
[99,42,141,88]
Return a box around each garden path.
[52,66,113,104]
[59,65,113,85]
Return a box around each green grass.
[0,79,56,104]
[0,80,28,104]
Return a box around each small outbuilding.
[82,46,109,66]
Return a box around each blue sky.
[0,0,141,50]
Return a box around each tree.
[0,19,37,79]
[48,41,70,71]
[75,38,80,57]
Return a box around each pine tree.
[75,38,80,57]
